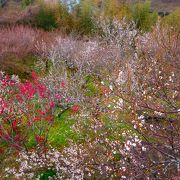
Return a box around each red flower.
[35,135,45,144]
[27,121,31,127]
[37,84,46,99]
[61,81,65,88]
[31,71,38,81]
[44,116,53,121]
[49,102,55,109]
[72,105,79,113]
[32,116,41,123]
[0,98,8,115]
[12,120,17,129]
[38,110,45,115]
[20,82,36,99]
[56,94,62,100]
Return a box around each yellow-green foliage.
[33,0,159,34]
[162,8,180,30]
[21,0,34,8]
[53,3,75,33]
[34,1,74,32]
[74,0,158,34]
[74,0,132,34]
[102,0,131,20]
[74,0,98,35]
[130,1,158,32]
[84,75,100,97]
[34,4,58,31]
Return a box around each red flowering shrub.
[0,71,72,152]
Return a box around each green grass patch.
[37,169,56,180]
[84,75,100,97]
[48,110,82,148]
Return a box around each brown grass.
[0,25,41,57]
[0,25,56,79]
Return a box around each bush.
[34,5,58,31]
[0,71,75,152]
[0,54,38,80]
[113,25,180,178]
[102,0,131,20]
[53,3,75,33]
[74,0,97,35]
[33,2,74,32]
[74,0,132,35]
[21,0,34,8]
[130,1,158,32]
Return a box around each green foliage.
[34,5,58,31]
[26,108,81,149]
[101,114,136,142]
[72,0,159,34]
[75,0,98,35]
[84,75,100,96]
[30,0,159,34]
[102,0,131,20]
[26,135,36,149]
[130,1,158,32]
[21,0,34,8]
[48,110,80,148]
[33,2,74,32]
[54,3,75,33]
[38,169,56,180]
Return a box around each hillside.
[0,0,179,179]
[123,0,180,12]
[151,0,180,12]
[1,0,180,13]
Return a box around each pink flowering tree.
[112,26,180,178]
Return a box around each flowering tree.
[31,19,180,179]
[0,71,72,153]
[112,25,180,178]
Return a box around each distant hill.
[150,0,180,12]
[118,0,180,12]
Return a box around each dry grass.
[0,25,56,57]
[0,1,40,26]
[0,25,56,79]
[0,25,41,57]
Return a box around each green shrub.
[33,2,74,32]
[75,0,98,35]
[102,0,131,20]
[54,3,75,33]
[21,0,34,8]
[130,1,158,32]
[34,5,58,31]
[38,169,56,180]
